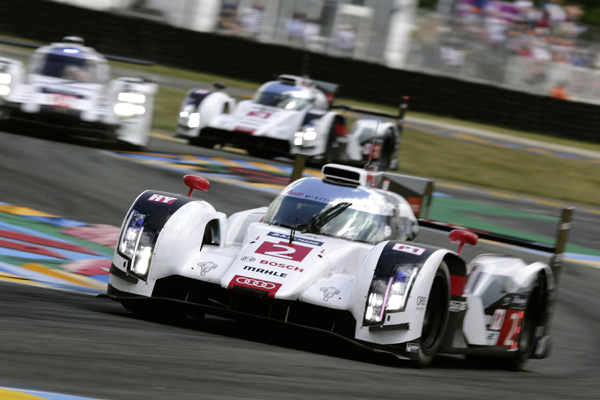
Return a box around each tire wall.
[2,0,599,142]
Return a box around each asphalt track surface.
[1,128,600,400]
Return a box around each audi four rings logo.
[235,276,276,290]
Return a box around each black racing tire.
[377,137,392,171]
[503,273,545,371]
[467,273,545,371]
[414,262,451,368]
[323,121,340,164]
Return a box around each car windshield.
[263,195,401,244]
[253,84,313,111]
[36,51,98,82]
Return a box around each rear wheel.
[414,262,450,367]
[503,274,545,371]
[376,137,393,171]
[323,121,342,164]
[467,274,545,371]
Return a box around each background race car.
[107,163,572,370]
[0,36,157,149]
[176,74,406,170]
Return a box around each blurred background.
[2,0,600,142]
[40,0,600,103]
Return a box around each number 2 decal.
[255,241,312,262]
[501,310,524,349]
[263,243,296,259]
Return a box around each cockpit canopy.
[29,46,109,83]
[263,177,418,244]
[253,81,328,111]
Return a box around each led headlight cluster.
[293,126,317,146]
[0,73,12,96]
[114,91,146,117]
[364,264,420,325]
[118,209,157,279]
[179,104,200,128]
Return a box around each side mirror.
[183,175,210,197]
[449,229,478,255]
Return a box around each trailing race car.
[0,36,157,148]
[176,74,405,170]
[107,163,572,369]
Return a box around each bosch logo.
[234,277,276,290]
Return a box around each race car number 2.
[255,241,312,262]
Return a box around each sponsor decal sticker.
[228,275,282,297]
[489,309,506,330]
[247,110,272,119]
[391,243,426,256]
[320,286,341,301]
[267,231,323,246]
[260,259,304,272]
[486,331,501,345]
[243,265,287,278]
[284,191,332,204]
[148,194,177,204]
[255,240,312,262]
[449,300,468,312]
[241,256,256,262]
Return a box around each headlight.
[293,127,318,146]
[117,92,146,104]
[118,209,157,280]
[364,263,420,325]
[0,85,10,96]
[114,102,146,117]
[187,112,200,128]
[114,92,147,117]
[0,73,11,85]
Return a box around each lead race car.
[107,163,572,369]
[176,74,405,170]
[0,36,157,148]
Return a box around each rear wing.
[311,79,339,105]
[419,207,574,280]
[332,97,410,130]
[375,172,434,219]
[372,169,574,276]
[0,38,154,66]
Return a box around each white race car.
[0,36,157,148]
[107,163,572,369]
[176,74,405,170]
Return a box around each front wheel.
[414,262,450,368]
